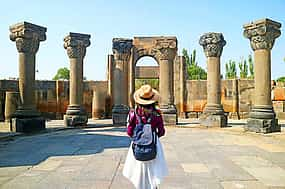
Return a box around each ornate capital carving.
[64,32,91,59]
[154,37,177,60]
[199,32,226,57]
[9,22,46,54]
[112,38,133,61]
[243,18,281,51]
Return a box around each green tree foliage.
[182,48,207,80]
[53,67,70,80]
[248,54,254,79]
[225,60,237,79]
[238,57,248,79]
[135,79,159,91]
[276,76,285,82]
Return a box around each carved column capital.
[154,37,177,60]
[64,32,91,59]
[9,22,47,54]
[112,38,133,61]
[199,32,226,57]
[243,18,281,51]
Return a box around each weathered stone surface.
[243,18,281,133]
[4,92,20,122]
[199,33,228,127]
[112,105,129,125]
[246,118,280,133]
[9,21,47,132]
[199,32,226,57]
[64,32,90,127]
[243,18,281,51]
[11,117,45,132]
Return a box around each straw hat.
[133,84,160,105]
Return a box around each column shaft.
[207,57,221,105]
[159,59,171,106]
[254,49,272,106]
[69,58,83,105]
[18,53,35,109]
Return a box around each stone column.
[179,56,187,117]
[63,32,90,127]
[199,32,227,127]
[111,38,132,125]
[243,18,281,133]
[9,22,46,132]
[5,92,20,122]
[155,37,177,125]
[106,54,113,118]
[92,89,105,119]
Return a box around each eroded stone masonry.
[0,18,283,133]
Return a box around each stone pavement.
[0,119,285,189]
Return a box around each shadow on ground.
[0,126,130,168]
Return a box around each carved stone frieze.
[199,32,226,57]
[64,32,91,59]
[9,22,46,54]
[112,38,133,61]
[243,18,281,50]
[154,37,177,60]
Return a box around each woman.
[123,84,168,189]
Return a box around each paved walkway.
[0,119,285,189]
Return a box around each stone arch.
[134,56,160,93]
[109,36,179,126]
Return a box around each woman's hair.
[137,103,156,109]
[136,102,161,115]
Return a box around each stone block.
[112,113,128,126]
[187,112,199,118]
[11,117,46,132]
[245,118,280,133]
[162,113,177,126]
[277,112,285,120]
[273,101,285,112]
[64,114,88,127]
[200,114,228,127]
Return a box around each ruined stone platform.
[0,119,285,188]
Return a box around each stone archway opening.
[135,56,159,91]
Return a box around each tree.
[238,57,248,79]
[135,79,159,90]
[248,54,254,79]
[182,48,207,80]
[53,67,69,80]
[225,60,237,79]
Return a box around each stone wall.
[1,79,285,120]
[185,79,285,119]
[0,80,108,120]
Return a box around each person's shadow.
[0,126,130,168]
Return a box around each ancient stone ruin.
[0,18,282,134]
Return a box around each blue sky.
[0,0,284,80]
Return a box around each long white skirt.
[123,137,168,189]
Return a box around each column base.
[64,105,88,127]
[112,104,129,126]
[11,117,46,133]
[245,105,280,133]
[10,107,46,132]
[160,104,177,126]
[199,104,228,127]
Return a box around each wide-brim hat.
[133,84,160,105]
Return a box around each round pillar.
[92,90,105,119]
[5,92,20,122]
[199,32,227,127]
[243,18,281,133]
[9,21,47,132]
[63,32,91,127]
[111,38,132,125]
